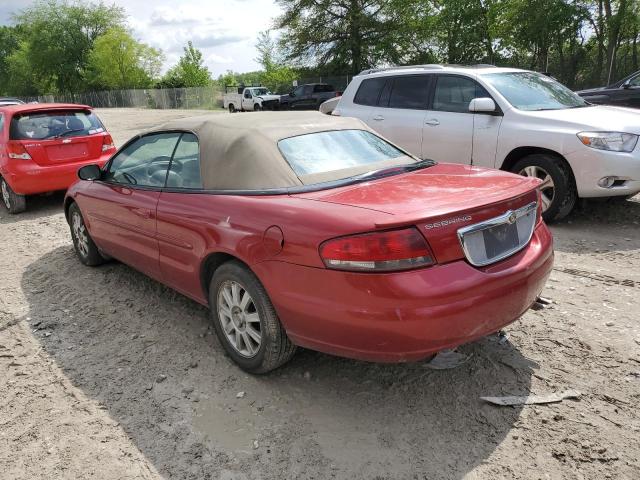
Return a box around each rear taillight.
[7,141,32,160]
[536,189,543,223]
[102,134,115,153]
[319,227,435,272]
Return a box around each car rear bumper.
[256,222,554,363]
[566,145,640,197]
[0,155,111,195]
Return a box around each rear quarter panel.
[154,192,395,304]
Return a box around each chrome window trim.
[457,201,538,267]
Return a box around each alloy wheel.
[217,280,262,358]
[72,211,90,258]
[1,179,10,210]
[519,165,555,212]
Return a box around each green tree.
[160,42,211,87]
[0,26,20,95]
[87,27,163,89]
[274,0,410,74]
[254,30,297,93]
[10,0,126,93]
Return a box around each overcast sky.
[0,0,282,77]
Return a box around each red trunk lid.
[19,134,106,166]
[297,163,541,264]
[9,107,109,166]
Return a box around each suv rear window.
[353,78,387,106]
[388,75,430,109]
[278,129,406,176]
[10,110,104,140]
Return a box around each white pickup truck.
[223,86,281,112]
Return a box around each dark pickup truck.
[279,83,339,110]
[577,71,640,109]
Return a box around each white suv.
[334,65,640,221]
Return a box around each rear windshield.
[10,110,104,140]
[278,129,409,176]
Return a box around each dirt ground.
[1,108,639,480]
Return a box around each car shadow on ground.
[21,246,535,479]
[0,191,65,225]
[551,196,640,255]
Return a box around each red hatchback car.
[0,103,115,213]
[65,112,553,373]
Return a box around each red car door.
[154,133,209,301]
[80,132,181,280]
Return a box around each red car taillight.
[102,134,115,153]
[536,189,543,223]
[319,227,435,272]
[7,141,32,160]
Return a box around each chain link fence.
[17,76,354,109]
[21,86,226,110]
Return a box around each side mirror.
[289,91,295,97]
[78,164,101,181]
[469,97,498,114]
[622,81,631,89]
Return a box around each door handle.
[372,115,385,121]
[425,119,440,126]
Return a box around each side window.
[314,84,334,93]
[293,86,304,96]
[167,133,202,189]
[353,77,387,106]
[433,76,488,113]
[0,113,4,133]
[629,74,640,87]
[303,85,313,95]
[244,90,252,98]
[104,133,180,187]
[388,75,430,109]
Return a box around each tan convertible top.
[150,111,385,190]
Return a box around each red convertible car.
[0,103,115,213]
[65,112,553,373]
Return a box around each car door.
[421,74,492,165]
[156,133,208,300]
[366,74,431,157]
[242,90,254,110]
[612,74,640,108]
[288,86,305,109]
[81,132,180,280]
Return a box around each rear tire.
[209,261,296,374]
[1,176,26,214]
[228,104,236,113]
[512,154,576,222]
[68,202,106,266]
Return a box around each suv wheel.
[1,176,26,214]
[512,154,576,222]
[209,261,296,373]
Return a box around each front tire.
[68,202,106,266]
[512,154,576,222]
[1,176,26,214]
[209,261,296,373]
[253,103,262,112]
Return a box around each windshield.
[251,88,271,96]
[10,110,104,140]
[278,129,416,177]
[483,72,589,111]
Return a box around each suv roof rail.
[470,64,497,68]
[358,64,446,75]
